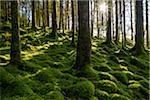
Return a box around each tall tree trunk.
[46,0,49,27]
[74,0,91,70]
[96,0,100,37]
[105,0,112,44]
[130,0,133,40]
[133,0,145,54]
[119,0,122,43]
[32,0,36,29]
[122,0,126,48]
[115,0,119,44]
[66,0,70,30]
[43,0,46,31]
[146,0,149,49]
[90,0,93,37]
[59,0,63,30]
[71,0,75,47]
[52,0,57,37]
[10,0,21,65]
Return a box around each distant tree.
[59,0,63,30]
[146,0,149,49]
[10,0,21,65]
[74,0,91,70]
[130,0,133,40]
[51,0,57,37]
[122,0,126,48]
[32,0,36,29]
[119,0,123,44]
[42,0,46,31]
[90,0,94,37]
[132,0,145,54]
[66,0,70,30]
[105,0,112,44]
[71,0,75,47]
[46,0,49,27]
[115,0,119,44]
[96,0,100,37]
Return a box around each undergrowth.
[0,27,149,100]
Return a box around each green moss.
[98,72,116,81]
[64,81,95,98]
[109,93,130,100]
[94,89,109,100]
[77,66,99,80]
[110,71,128,84]
[89,96,99,100]
[44,91,64,100]
[95,80,118,93]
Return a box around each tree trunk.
[71,0,75,47]
[96,0,100,37]
[133,0,145,54]
[52,0,57,37]
[105,0,112,44]
[115,0,119,44]
[59,0,63,30]
[74,0,91,70]
[32,0,36,29]
[146,0,149,49]
[119,0,122,43]
[130,0,133,40]
[43,0,46,31]
[90,0,93,37]
[46,0,49,27]
[10,0,21,65]
[122,0,126,48]
[66,0,70,30]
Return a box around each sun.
[100,3,107,13]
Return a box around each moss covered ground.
[0,27,149,100]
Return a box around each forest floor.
[0,27,149,100]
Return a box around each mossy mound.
[44,91,64,100]
[95,80,118,93]
[64,80,95,99]
[94,89,109,100]
[109,93,130,100]
[110,71,128,84]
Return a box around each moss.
[89,96,99,100]
[44,91,64,100]
[64,81,95,98]
[95,80,118,93]
[110,71,128,84]
[94,89,109,100]
[98,72,116,81]
[77,66,99,80]
[93,63,112,72]
[109,93,130,100]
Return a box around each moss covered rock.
[64,81,95,98]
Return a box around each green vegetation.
[0,28,149,99]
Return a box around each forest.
[0,0,150,100]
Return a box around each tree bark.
[52,0,57,37]
[122,0,126,48]
[46,0,49,27]
[74,0,91,70]
[146,0,149,49]
[32,0,36,29]
[133,0,145,54]
[71,0,75,47]
[105,0,112,44]
[130,0,133,40]
[115,0,119,44]
[10,0,21,65]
